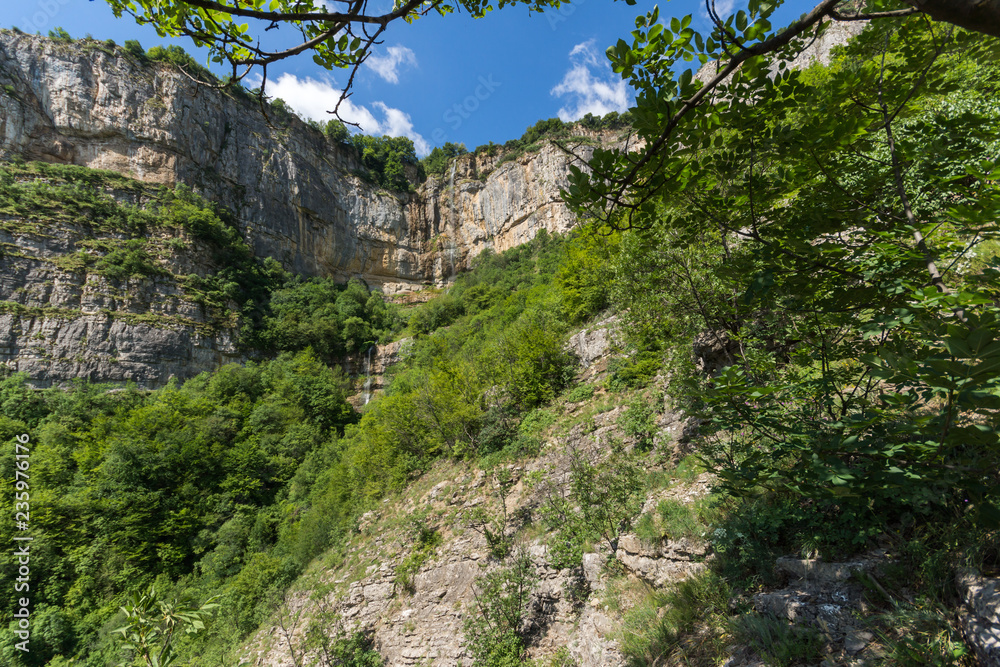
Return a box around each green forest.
[3,4,1000,667]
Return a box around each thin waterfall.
[448,160,457,276]
[363,345,374,405]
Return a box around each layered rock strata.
[0,182,243,387]
[0,31,615,384]
[0,31,609,291]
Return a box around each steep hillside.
[4,14,1000,667]
[238,352,705,667]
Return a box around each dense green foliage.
[113,588,219,667]
[315,119,421,191]
[348,231,582,482]
[421,142,468,176]
[347,134,420,191]
[0,159,145,229]
[571,14,1000,556]
[324,118,350,144]
[253,277,403,359]
[0,352,355,665]
[407,229,609,338]
[0,222,612,665]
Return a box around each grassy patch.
[731,613,825,666]
[672,455,702,484]
[612,569,732,666]
[394,514,443,594]
[562,383,595,403]
[634,498,709,546]
[0,300,81,319]
[50,250,94,273]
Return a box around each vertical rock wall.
[0,31,616,385]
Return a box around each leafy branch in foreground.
[114,588,219,667]
[102,0,566,123]
[564,0,1000,230]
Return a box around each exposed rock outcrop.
[615,533,709,587]
[242,379,706,667]
[0,31,621,385]
[695,18,866,84]
[344,339,412,407]
[737,553,886,665]
[0,186,243,386]
[957,568,1000,666]
[566,315,619,369]
[0,31,613,292]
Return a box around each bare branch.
[830,7,920,21]
[902,0,1000,37]
[162,0,434,27]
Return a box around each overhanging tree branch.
[571,0,1000,227]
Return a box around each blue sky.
[6,0,816,155]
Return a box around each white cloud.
[373,102,431,156]
[699,0,740,29]
[259,73,431,156]
[365,45,417,84]
[551,40,630,122]
[264,73,380,131]
[705,0,735,17]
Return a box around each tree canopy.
[574,7,1000,528]
[105,0,1000,112]
[562,0,1000,226]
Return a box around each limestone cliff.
[0,162,250,387]
[0,31,611,289]
[0,31,618,385]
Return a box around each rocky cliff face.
[0,31,616,385]
[0,163,248,387]
[694,18,865,83]
[0,31,608,292]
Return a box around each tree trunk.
[904,0,1000,37]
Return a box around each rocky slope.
[240,331,710,667]
[245,328,1000,667]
